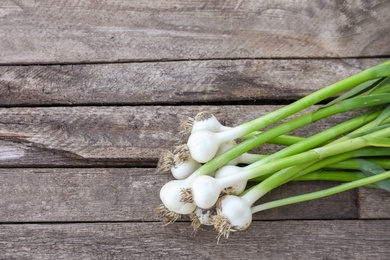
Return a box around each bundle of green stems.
[156,61,390,240]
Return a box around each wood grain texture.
[0,0,389,256]
[0,168,360,222]
[0,59,385,106]
[1,1,389,63]
[1,221,389,259]
[0,106,359,167]
[358,187,390,219]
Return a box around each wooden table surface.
[1,1,389,259]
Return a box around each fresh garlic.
[190,175,223,209]
[187,130,226,163]
[215,165,247,195]
[159,179,196,215]
[191,112,231,133]
[212,195,252,240]
[171,145,201,179]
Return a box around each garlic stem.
[251,169,390,213]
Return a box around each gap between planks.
[1,56,390,67]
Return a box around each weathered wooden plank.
[1,1,389,63]
[359,187,390,219]
[1,221,388,259]
[0,168,359,222]
[0,139,136,167]
[0,59,385,106]
[0,106,359,167]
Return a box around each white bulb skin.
[216,141,262,166]
[218,195,252,231]
[215,141,240,165]
[160,179,196,215]
[192,114,231,133]
[171,159,201,180]
[191,175,222,209]
[215,165,247,195]
[187,130,223,163]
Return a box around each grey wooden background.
[0,0,389,259]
